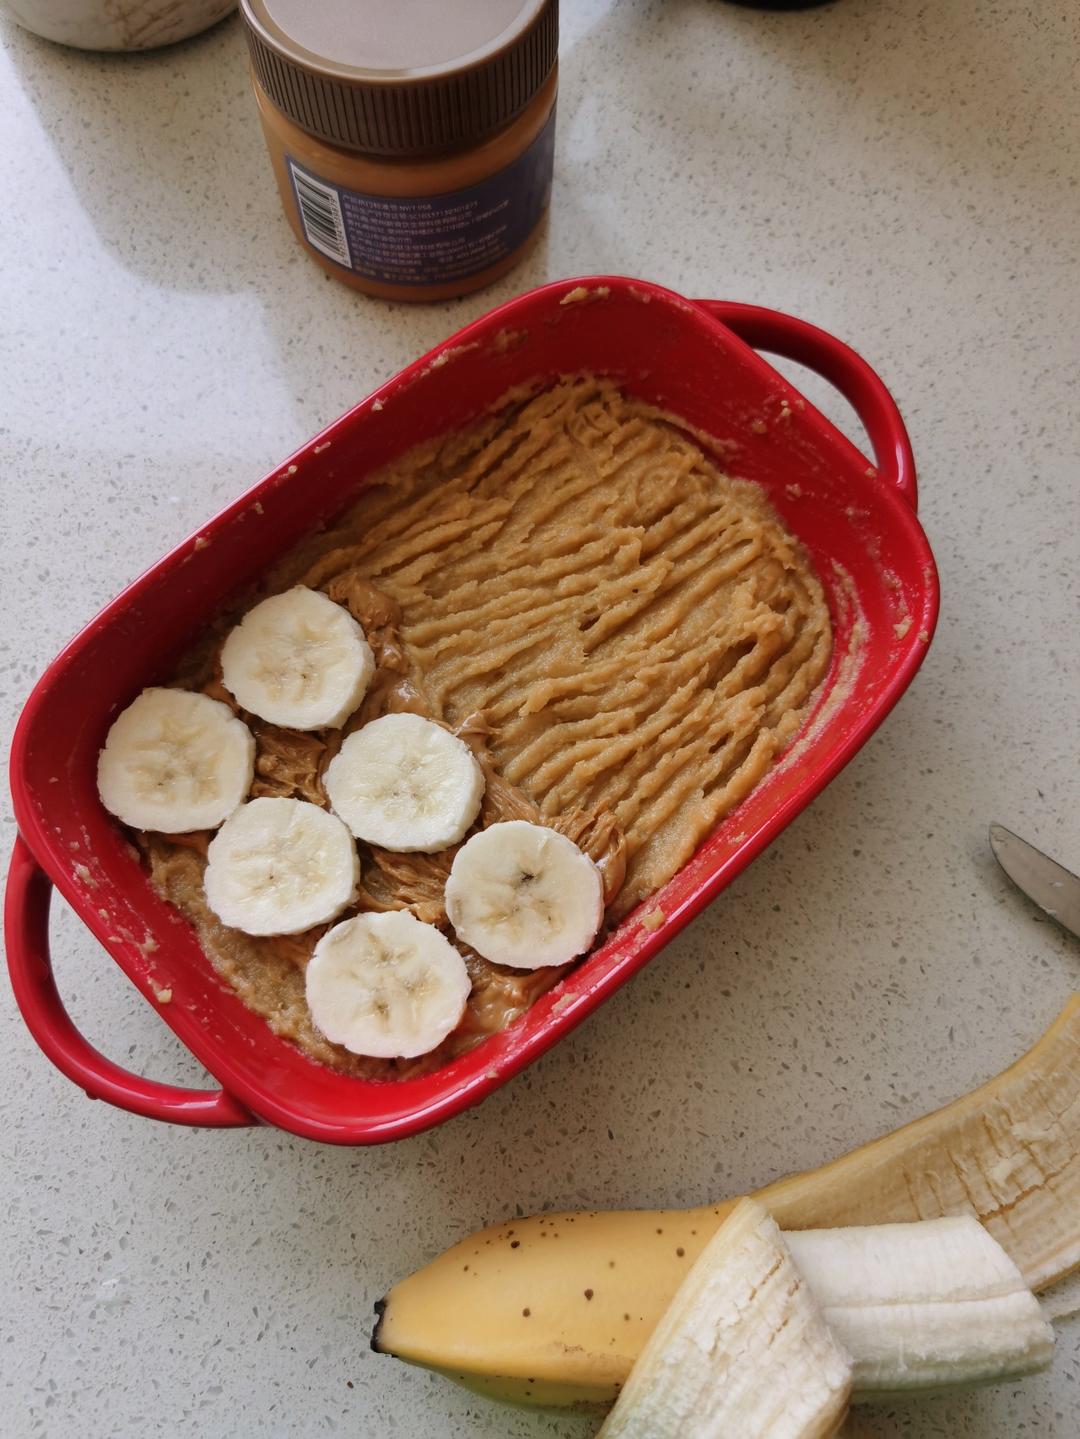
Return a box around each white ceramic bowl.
[1,0,234,50]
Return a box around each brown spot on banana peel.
[373,996,1080,1407]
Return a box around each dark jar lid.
[240,0,558,158]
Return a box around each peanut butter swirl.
[319,378,832,913]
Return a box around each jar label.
[285,107,556,288]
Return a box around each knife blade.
[989,824,1080,940]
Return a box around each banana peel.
[373,994,1080,1409]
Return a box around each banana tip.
[371,1297,387,1354]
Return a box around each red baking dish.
[6,277,938,1144]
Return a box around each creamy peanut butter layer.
[141,378,831,1078]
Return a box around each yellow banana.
[374,994,1080,1409]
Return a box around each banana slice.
[97,686,255,832]
[203,796,359,935]
[220,586,375,731]
[305,910,471,1059]
[444,819,604,968]
[324,712,485,853]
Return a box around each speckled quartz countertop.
[2,2,1078,1435]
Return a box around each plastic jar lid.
[240,0,559,158]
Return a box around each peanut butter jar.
[240,0,558,302]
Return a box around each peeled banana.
[783,1217,1053,1396]
[597,1204,1050,1436]
[374,995,1080,1408]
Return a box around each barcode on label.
[289,163,351,267]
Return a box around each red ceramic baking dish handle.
[5,837,253,1128]
[695,300,918,509]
